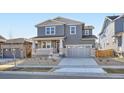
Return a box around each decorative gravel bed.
[17,57,60,66]
[95,58,124,66]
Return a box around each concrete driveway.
[54,58,106,73]
[58,58,98,66]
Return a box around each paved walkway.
[54,58,106,73]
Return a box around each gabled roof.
[0,35,6,40]
[0,35,6,42]
[6,38,31,44]
[36,19,65,27]
[107,15,119,20]
[84,25,94,29]
[54,17,84,25]
[99,15,121,35]
[36,17,84,27]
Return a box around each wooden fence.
[96,49,114,57]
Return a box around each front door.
[52,40,59,53]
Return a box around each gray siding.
[37,25,65,36]
[64,25,83,45]
[80,40,95,48]
[115,17,124,33]
[64,25,94,45]
[37,23,94,46]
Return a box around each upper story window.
[45,26,55,35]
[85,30,90,35]
[70,26,76,35]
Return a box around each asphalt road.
[0,72,124,79]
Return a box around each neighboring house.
[99,14,124,55]
[32,17,97,57]
[1,38,32,58]
[0,35,6,48]
[0,35,6,58]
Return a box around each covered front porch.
[113,32,124,53]
[32,36,65,56]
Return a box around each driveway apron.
[54,58,106,73]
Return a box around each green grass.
[104,68,124,74]
[3,67,52,72]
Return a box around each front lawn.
[104,68,124,74]
[4,67,52,72]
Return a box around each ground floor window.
[42,42,46,48]
[42,41,51,48]
[46,41,51,48]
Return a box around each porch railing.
[32,48,53,56]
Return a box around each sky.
[0,13,121,39]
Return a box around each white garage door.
[66,45,91,57]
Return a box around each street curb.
[0,71,124,78]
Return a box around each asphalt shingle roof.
[54,17,84,25]
[82,35,97,39]
[6,38,31,44]
[0,35,6,40]
[107,15,119,20]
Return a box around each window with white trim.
[42,41,51,48]
[70,26,76,35]
[45,27,55,35]
[85,30,90,35]
[42,42,46,48]
[46,41,51,48]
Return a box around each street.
[0,72,124,79]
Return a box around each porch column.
[59,39,63,48]
[32,40,35,49]
[59,39,64,55]
[32,40,36,56]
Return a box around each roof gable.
[36,17,84,27]
[99,18,111,35]
[107,15,119,20]
[54,17,84,25]
[36,19,65,27]
[0,35,6,40]
[6,38,31,44]
[99,14,124,35]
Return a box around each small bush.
[99,59,102,62]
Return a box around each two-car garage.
[66,44,92,57]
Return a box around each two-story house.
[99,14,124,56]
[32,17,97,57]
